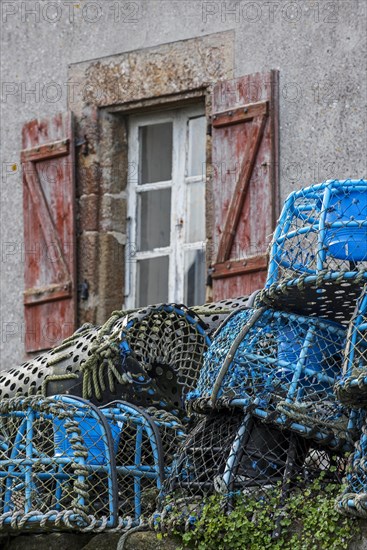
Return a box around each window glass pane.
[138,189,171,251]
[184,249,206,306]
[137,256,169,307]
[140,122,173,184]
[186,181,205,243]
[187,116,206,177]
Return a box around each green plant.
[162,477,358,550]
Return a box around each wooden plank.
[270,70,280,226]
[23,282,72,305]
[212,255,268,280]
[212,101,268,128]
[21,139,69,162]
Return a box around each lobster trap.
[0,395,118,532]
[0,395,185,533]
[187,306,354,449]
[115,304,211,415]
[260,179,367,324]
[158,408,347,531]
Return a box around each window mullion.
[170,112,186,303]
[125,121,139,308]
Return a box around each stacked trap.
[174,179,367,521]
[187,306,351,448]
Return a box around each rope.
[258,269,367,306]
[116,523,149,550]
[78,310,130,401]
[276,400,348,433]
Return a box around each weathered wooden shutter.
[21,112,76,352]
[210,70,279,301]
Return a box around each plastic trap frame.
[335,285,367,408]
[158,409,347,531]
[259,179,367,324]
[186,306,356,449]
[0,395,185,533]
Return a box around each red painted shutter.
[210,70,279,301]
[21,112,77,352]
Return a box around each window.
[125,105,207,308]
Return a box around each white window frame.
[125,104,206,309]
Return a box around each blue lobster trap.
[260,179,367,324]
[0,395,118,532]
[186,306,354,449]
[0,395,185,533]
[335,285,367,408]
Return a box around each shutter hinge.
[76,135,89,156]
[78,279,89,301]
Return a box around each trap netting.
[337,419,367,518]
[186,306,355,449]
[259,179,367,324]
[157,408,347,532]
[335,285,367,408]
[0,304,211,416]
[0,395,185,533]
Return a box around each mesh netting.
[259,179,367,324]
[0,395,185,533]
[187,306,356,448]
[0,324,100,402]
